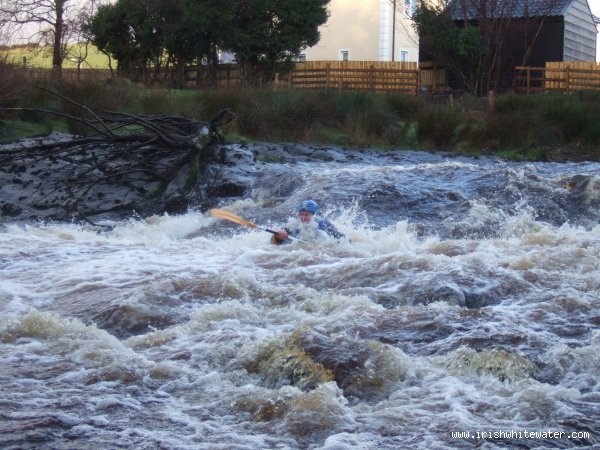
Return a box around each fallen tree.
[0,88,236,224]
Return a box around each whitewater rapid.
[1,152,599,449]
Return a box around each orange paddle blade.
[210,208,258,228]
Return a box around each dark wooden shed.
[419,0,597,91]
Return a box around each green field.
[2,44,111,69]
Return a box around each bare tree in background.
[63,0,102,77]
[0,0,94,78]
[416,0,566,94]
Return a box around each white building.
[302,0,420,62]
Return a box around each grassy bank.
[1,67,599,162]
[2,44,111,69]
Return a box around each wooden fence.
[183,64,240,88]
[182,61,424,94]
[516,62,600,93]
[19,61,600,96]
[417,61,447,92]
[277,61,420,95]
[22,67,113,83]
[20,62,438,95]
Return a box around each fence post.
[370,65,375,92]
[326,63,331,88]
[487,90,495,110]
[566,67,570,94]
[526,67,531,95]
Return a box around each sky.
[590,0,600,61]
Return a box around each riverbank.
[1,73,599,162]
[2,116,598,164]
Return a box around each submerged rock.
[244,328,408,401]
[435,346,536,381]
[243,334,334,391]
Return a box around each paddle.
[210,208,305,242]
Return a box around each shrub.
[335,91,394,137]
[491,92,539,114]
[539,91,600,145]
[8,76,600,156]
[416,104,460,148]
[0,57,29,109]
[384,92,422,119]
[484,93,547,149]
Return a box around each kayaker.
[271,200,345,245]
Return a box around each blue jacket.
[271,217,345,245]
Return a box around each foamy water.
[1,153,599,449]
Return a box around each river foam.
[1,153,599,449]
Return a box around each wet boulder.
[435,346,536,381]
[298,331,408,401]
[244,329,408,401]
[243,335,334,392]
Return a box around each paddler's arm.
[320,219,345,240]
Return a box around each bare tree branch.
[0,91,236,222]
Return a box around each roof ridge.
[446,0,577,20]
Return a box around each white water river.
[1,152,599,449]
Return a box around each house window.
[340,49,350,61]
[400,51,408,62]
[294,53,307,62]
[404,0,416,17]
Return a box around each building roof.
[446,0,575,21]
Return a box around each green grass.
[1,70,599,161]
[492,147,549,161]
[2,44,111,69]
[0,119,70,143]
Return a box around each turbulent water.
[1,149,599,449]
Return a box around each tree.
[89,0,232,84]
[88,0,330,87]
[224,0,330,86]
[0,0,91,77]
[62,0,102,78]
[164,0,235,87]
[415,0,566,94]
[88,0,165,79]
[414,2,495,94]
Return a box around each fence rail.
[181,61,423,94]
[20,67,113,83]
[18,61,432,95]
[183,64,240,88]
[516,62,600,93]
[16,60,600,96]
[279,62,419,94]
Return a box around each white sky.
[590,0,600,61]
